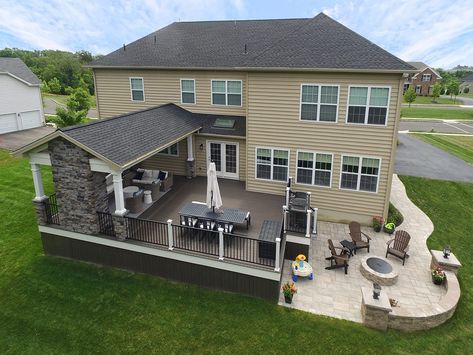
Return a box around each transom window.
[211,80,242,106]
[130,77,144,102]
[256,148,289,182]
[340,156,380,192]
[296,151,333,187]
[347,86,390,125]
[422,74,432,81]
[300,84,339,122]
[158,143,179,156]
[181,79,195,104]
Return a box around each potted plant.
[282,281,297,304]
[383,222,395,234]
[432,266,446,285]
[372,216,383,232]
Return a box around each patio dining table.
[179,202,251,229]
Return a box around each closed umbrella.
[206,162,222,212]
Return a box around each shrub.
[48,77,62,94]
[387,203,404,226]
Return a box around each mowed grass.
[404,96,461,105]
[1,149,472,353]
[401,107,473,120]
[413,134,473,164]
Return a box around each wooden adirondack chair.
[325,239,349,274]
[386,230,411,265]
[349,221,371,254]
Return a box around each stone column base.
[112,214,128,240]
[361,287,392,331]
[32,197,49,225]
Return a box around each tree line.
[0,48,101,95]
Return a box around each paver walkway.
[279,174,445,323]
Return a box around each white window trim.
[206,140,240,179]
[158,143,179,157]
[415,85,422,94]
[211,79,243,107]
[180,78,196,105]
[295,150,333,188]
[339,154,382,194]
[299,83,340,123]
[129,77,145,102]
[345,85,391,127]
[422,74,432,82]
[255,146,290,183]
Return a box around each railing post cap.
[282,205,287,210]
[307,191,312,195]
[218,227,224,232]
[313,207,318,211]
[276,237,281,242]
[286,186,290,190]
[307,209,312,214]
[167,219,173,224]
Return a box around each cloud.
[0,0,245,54]
[322,0,473,68]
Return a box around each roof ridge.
[175,18,310,24]
[61,103,180,132]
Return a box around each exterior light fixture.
[199,143,204,150]
[373,283,381,299]
[443,245,451,259]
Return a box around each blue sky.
[0,0,471,69]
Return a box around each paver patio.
[279,174,445,323]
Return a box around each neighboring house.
[17,13,416,301]
[460,73,473,93]
[0,58,44,134]
[404,61,442,96]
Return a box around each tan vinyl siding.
[140,139,188,175]
[94,69,246,118]
[194,135,246,181]
[246,72,402,222]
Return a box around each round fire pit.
[360,256,398,286]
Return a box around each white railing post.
[306,208,312,238]
[282,205,288,233]
[312,207,318,235]
[307,191,311,208]
[285,186,290,207]
[167,219,173,250]
[218,227,224,260]
[274,237,281,272]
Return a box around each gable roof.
[0,57,40,85]
[16,103,245,170]
[89,13,415,73]
[462,73,473,82]
[408,61,442,79]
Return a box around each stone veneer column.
[361,287,392,331]
[112,214,127,240]
[32,198,48,225]
[48,138,109,235]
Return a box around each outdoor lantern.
[443,245,451,259]
[199,143,204,150]
[373,283,381,299]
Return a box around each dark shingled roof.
[0,57,40,85]
[197,113,246,137]
[89,13,415,72]
[60,104,245,167]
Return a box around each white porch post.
[187,135,194,161]
[112,171,127,216]
[285,187,290,207]
[306,208,312,238]
[282,205,288,233]
[274,237,281,272]
[218,227,224,260]
[167,219,174,250]
[312,207,318,235]
[30,163,46,201]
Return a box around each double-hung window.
[300,84,338,122]
[296,151,332,187]
[211,80,242,106]
[340,156,380,192]
[422,74,432,81]
[181,79,195,104]
[158,143,179,156]
[130,77,144,101]
[347,86,390,125]
[256,148,289,181]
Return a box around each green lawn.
[413,134,473,164]
[401,107,473,120]
[459,93,473,99]
[1,150,472,353]
[404,96,461,105]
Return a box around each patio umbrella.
[206,162,222,213]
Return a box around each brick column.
[32,198,48,225]
[112,214,127,241]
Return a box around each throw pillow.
[158,170,167,181]
[135,171,144,180]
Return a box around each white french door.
[207,140,239,179]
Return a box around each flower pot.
[432,276,444,285]
[373,225,382,233]
[284,295,293,304]
[383,226,395,234]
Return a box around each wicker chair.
[325,239,349,274]
[125,189,144,214]
[386,230,411,265]
[349,221,371,254]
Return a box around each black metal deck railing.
[286,210,307,234]
[44,193,60,225]
[125,217,168,246]
[97,211,115,237]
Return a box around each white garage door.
[20,110,42,130]
[0,113,18,134]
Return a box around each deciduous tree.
[404,87,416,107]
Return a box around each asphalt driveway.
[399,119,473,134]
[395,133,473,182]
